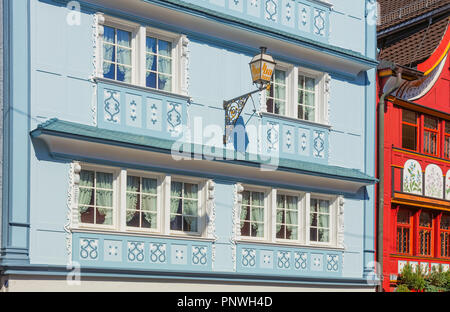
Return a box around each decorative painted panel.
[445,170,450,200]
[262,115,329,164]
[313,130,325,159]
[236,244,342,277]
[73,233,212,272]
[103,89,120,124]
[313,8,326,37]
[402,159,423,195]
[281,0,295,28]
[104,240,122,262]
[97,81,188,140]
[175,0,330,42]
[127,241,145,263]
[126,93,142,127]
[79,238,99,261]
[147,98,163,131]
[424,164,443,198]
[149,243,167,264]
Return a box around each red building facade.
[377,1,450,292]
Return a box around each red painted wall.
[377,30,450,291]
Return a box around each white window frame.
[142,26,183,94]
[76,164,120,231]
[165,175,207,237]
[307,193,338,247]
[97,15,184,95]
[272,189,306,245]
[262,62,328,125]
[122,169,163,234]
[100,16,140,85]
[238,185,271,242]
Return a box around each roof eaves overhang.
[30,119,377,194]
[66,0,378,77]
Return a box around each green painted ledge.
[30,118,378,184]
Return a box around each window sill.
[94,77,192,102]
[260,112,331,130]
[71,227,215,242]
[236,239,344,251]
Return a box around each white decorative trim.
[337,196,345,249]
[92,12,105,80]
[91,83,98,126]
[180,35,190,97]
[324,73,331,158]
[206,180,218,268]
[258,90,266,114]
[231,183,244,271]
[65,162,81,262]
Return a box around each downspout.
[377,72,402,292]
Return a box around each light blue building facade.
[0,0,379,291]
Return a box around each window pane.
[298,75,305,89]
[310,213,318,227]
[305,92,315,106]
[158,40,172,57]
[251,207,264,222]
[397,210,410,224]
[80,206,95,224]
[424,116,438,129]
[103,61,115,80]
[305,106,315,121]
[79,188,94,206]
[117,29,131,47]
[96,172,113,189]
[252,192,264,206]
[286,225,298,240]
[103,26,115,43]
[117,47,131,65]
[103,43,115,62]
[171,182,183,197]
[441,215,450,230]
[402,124,417,150]
[80,170,94,187]
[117,65,131,83]
[310,228,317,241]
[142,195,157,212]
[183,216,198,232]
[170,198,182,214]
[97,208,113,225]
[241,205,250,221]
[274,100,285,115]
[319,214,329,228]
[146,54,157,71]
[318,229,329,242]
[319,200,329,213]
[242,191,250,206]
[158,57,172,74]
[310,199,318,212]
[274,69,286,84]
[184,183,198,199]
[402,110,417,124]
[420,212,432,227]
[146,71,157,88]
[158,74,172,91]
[142,178,157,194]
[184,200,198,216]
[127,176,140,192]
[274,85,286,100]
[126,193,139,210]
[446,122,450,134]
[170,215,182,231]
[146,37,157,53]
[305,77,315,91]
[96,190,113,207]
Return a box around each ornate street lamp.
[223,47,276,144]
